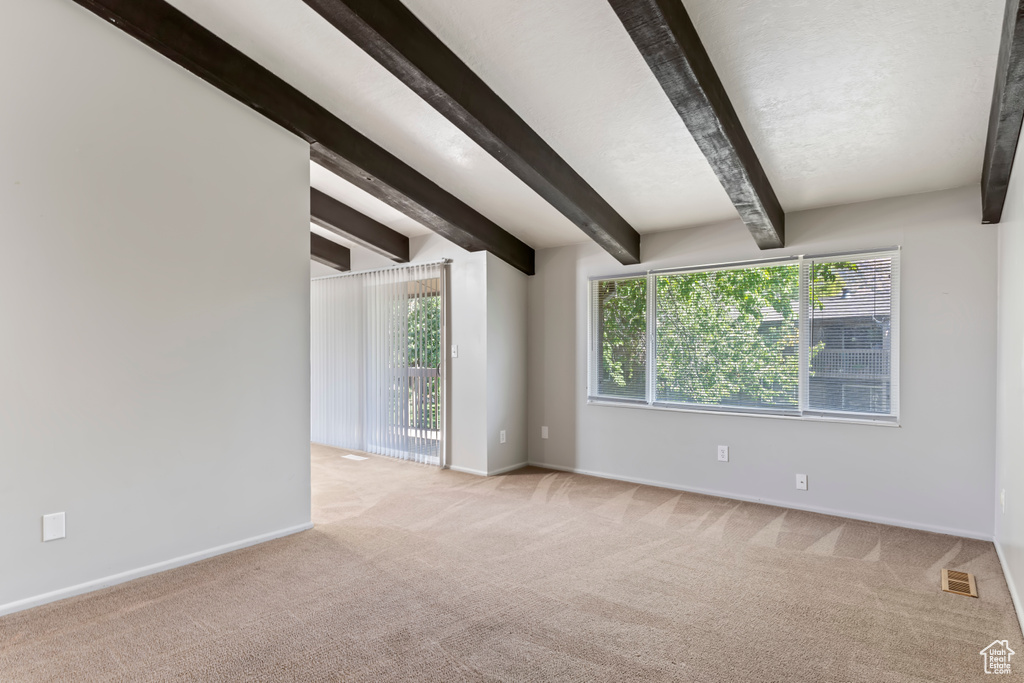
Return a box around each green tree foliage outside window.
[596,278,647,400]
[407,294,441,369]
[595,262,858,409]
[656,264,800,408]
[406,293,442,430]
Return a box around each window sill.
[585,399,901,427]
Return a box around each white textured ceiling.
[167,0,588,249]
[685,0,1004,210]
[168,0,1003,257]
[398,0,737,232]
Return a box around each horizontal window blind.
[805,255,898,417]
[590,277,647,402]
[588,249,899,422]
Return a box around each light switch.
[43,512,65,542]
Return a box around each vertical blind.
[311,262,447,465]
[589,249,899,421]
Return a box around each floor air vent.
[941,568,978,598]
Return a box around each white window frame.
[587,248,900,426]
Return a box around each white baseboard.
[448,464,488,476]
[528,461,993,541]
[0,521,314,618]
[995,541,1024,635]
[448,462,529,477]
[488,462,529,476]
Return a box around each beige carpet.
[1,444,1021,681]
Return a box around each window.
[589,250,899,422]
[589,276,643,401]
[592,276,647,401]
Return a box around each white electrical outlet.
[499,430,506,444]
[42,512,65,542]
[1002,489,1007,514]
[451,345,459,358]
[541,426,549,439]
[717,445,729,462]
[796,474,808,491]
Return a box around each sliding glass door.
[311,262,447,466]
[405,283,442,464]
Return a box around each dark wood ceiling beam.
[310,233,352,271]
[68,0,534,274]
[300,0,641,265]
[310,188,409,262]
[982,0,1024,224]
[607,0,784,249]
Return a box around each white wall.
[486,254,528,474]
[0,0,311,613]
[995,131,1024,624]
[529,186,997,538]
